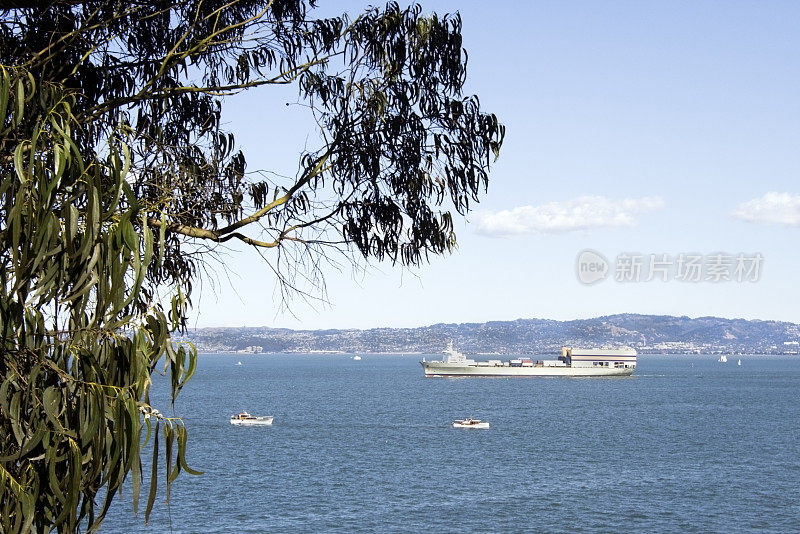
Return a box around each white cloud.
[732,192,800,227]
[472,195,664,237]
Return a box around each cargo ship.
[420,342,636,377]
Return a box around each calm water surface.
[103,354,800,533]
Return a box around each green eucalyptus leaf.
[42,386,62,427]
[0,67,9,124]
[131,442,142,516]
[9,391,23,446]
[163,424,174,501]
[122,218,138,253]
[14,76,23,123]
[144,422,159,525]
[12,141,26,184]
[176,425,202,476]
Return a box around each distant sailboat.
[737,359,742,366]
[718,355,728,363]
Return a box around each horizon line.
[187,312,798,331]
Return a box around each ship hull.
[230,417,274,426]
[421,362,634,377]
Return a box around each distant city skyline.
[191,1,800,329]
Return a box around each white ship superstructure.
[421,344,636,377]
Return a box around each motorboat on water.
[353,355,362,361]
[230,411,274,426]
[453,418,489,429]
[718,355,728,363]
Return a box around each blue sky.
[190,1,800,329]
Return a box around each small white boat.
[738,359,742,366]
[718,355,728,363]
[236,361,243,366]
[230,411,273,426]
[453,418,489,429]
[353,355,362,361]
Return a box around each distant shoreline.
[183,313,800,356]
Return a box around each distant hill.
[183,314,800,355]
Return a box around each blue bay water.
[103,354,800,533]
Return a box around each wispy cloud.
[472,195,664,237]
[732,192,800,227]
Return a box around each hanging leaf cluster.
[0,68,199,533]
[1,1,504,275]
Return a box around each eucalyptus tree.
[0,1,504,531]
